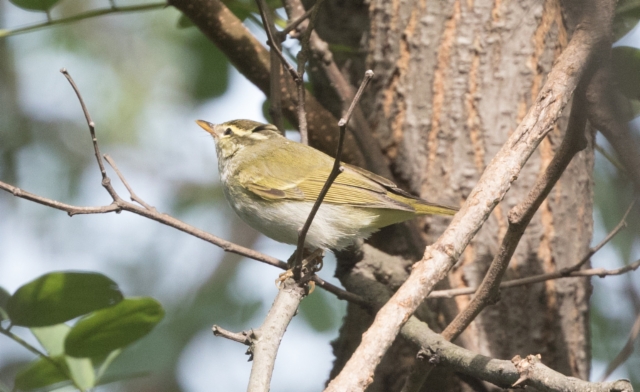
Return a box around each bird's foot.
[276,249,324,293]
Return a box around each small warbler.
[197,119,457,251]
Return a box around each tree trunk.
[314,0,594,389]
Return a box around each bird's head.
[196,119,282,160]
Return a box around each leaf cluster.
[0,272,164,391]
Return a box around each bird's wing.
[240,158,414,211]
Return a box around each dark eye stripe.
[252,125,272,133]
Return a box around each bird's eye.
[224,128,233,136]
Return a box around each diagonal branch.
[428,198,636,298]
[324,3,610,389]
[439,89,588,344]
[293,70,374,275]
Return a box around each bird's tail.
[413,199,458,216]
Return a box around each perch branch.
[246,278,307,391]
[293,70,374,276]
[0,70,363,308]
[325,4,608,389]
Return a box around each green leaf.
[8,0,60,12]
[7,271,123,327]
[65,356,95,391]
[14,357,69,391]
[31,324,70,356]
[65,297,164,358]
[31,324,95,389]
[0,287,9,321]
[612,46,640,100]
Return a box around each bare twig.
[599,312,640,382]
[254,0,285,132]
[429,199,636,299]
[104,154,156,211]
[212,325,251,345]
[293,70,374,277]
[586,60,640,196]
[255,0,299,83]
[0,2,165,38]
[281,0,392,177]
[439,91,588,346]
[247,278,307,391]
[279,6,315,38]
[324,3,608,388]
[61,69,119,201]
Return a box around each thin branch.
[279,6,315,38]
[599,311,640,382]
[104,154,156,211]
[586,57,640,196]
[324,2,607,388]
[0,327,76,388]
[293,70,374,276]
[0,2,166,38]
[255,0,300,83]
[247,278,307,391]
[254,0,285,133]
[292,0,324,145]
[428,199,636,299]
[595,143,627,174]
[280,0,392,177]
[341,247,634,391]
[439,90,588,345]
[212,325,251,345]
[170,0,371,169]
[61,69,119,201]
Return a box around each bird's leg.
[277,248,324,291]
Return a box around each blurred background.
[0,0,638,390]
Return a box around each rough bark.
[318,0,594,389]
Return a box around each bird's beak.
[196,120,218,139]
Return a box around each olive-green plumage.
[197,119,458,250]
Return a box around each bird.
[196,119,458,251]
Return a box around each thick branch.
[440,91,588,343]
[325,6,607,390]
[341,245,634,391]
[247,278,306,391]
